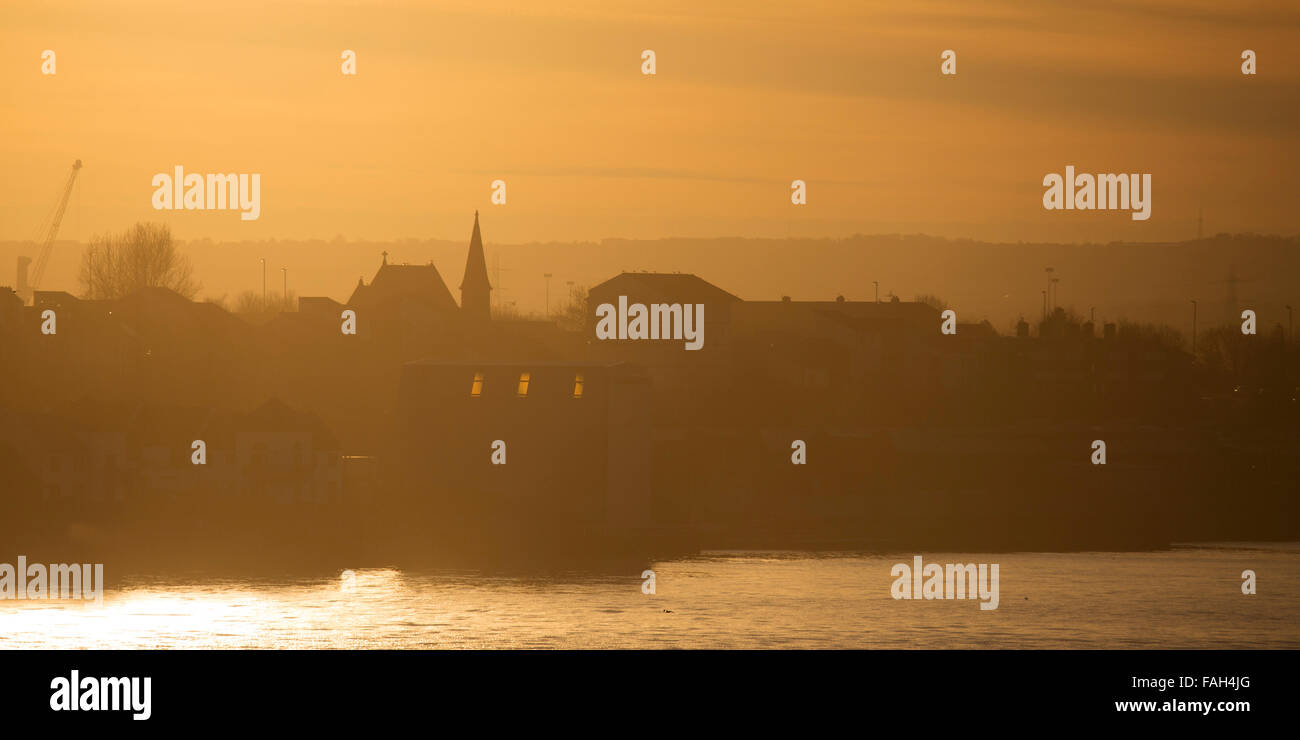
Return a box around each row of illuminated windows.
[470,371,585,398]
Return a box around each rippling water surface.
[2,544,1296,649]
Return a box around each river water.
[2,544,1296,649]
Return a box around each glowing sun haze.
[3,0,1298,243]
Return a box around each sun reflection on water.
[1,550,1297,649]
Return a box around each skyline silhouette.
[2,213,1296,572]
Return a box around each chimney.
[16,256,31,291]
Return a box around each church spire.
[460,210,491,320]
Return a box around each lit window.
[573,372,585,398]
[470,371,484,397]
[517,372,531,398]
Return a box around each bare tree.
[555,283,588,331]
[491,301,526,321]
[1198,325,1249,382]
[79,222,199,300]
[1116,319,1185,353]
[232,290,297,322]
[204,293,231,312]
[914,294,948,312]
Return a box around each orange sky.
[3,0,1298,244]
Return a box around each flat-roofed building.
[396,360,652,533]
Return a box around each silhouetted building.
[298,296,344,319]
[397,360,652,532]
[587,272,741,422]
[0,287,21,329]
[212,398,343,504]
[729,297,945,424]
[14,256,31,304]
[347,255,459,319]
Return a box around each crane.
[28,159,83,296]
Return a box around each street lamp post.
[1045,267,1054,312]
[282,267,287,302]
[261,258,266,304]
[544,273,553,318]
[1286,304,1294,380]
[1191,300,1198,356]
[873,281,879,303]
